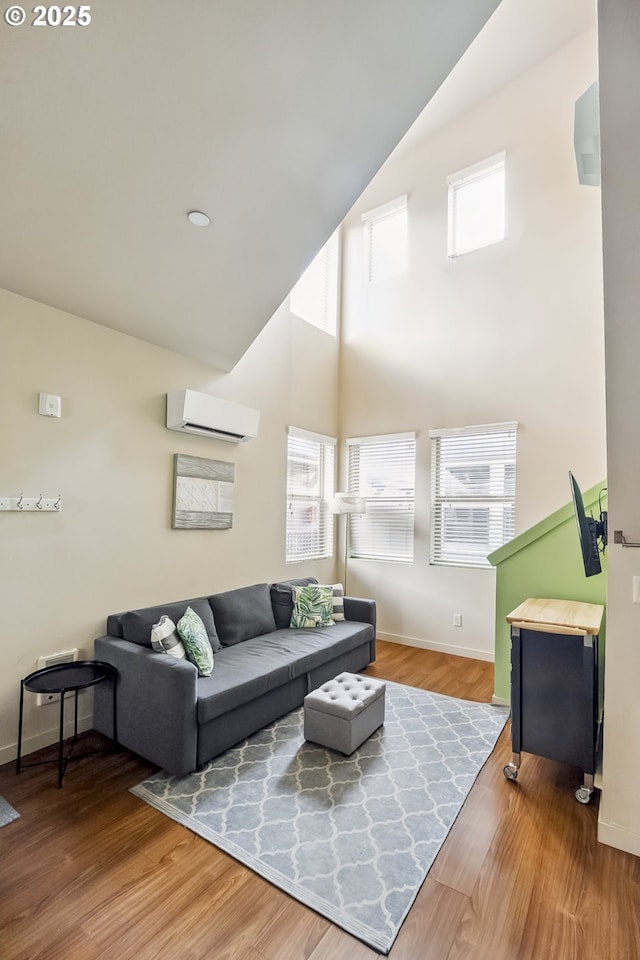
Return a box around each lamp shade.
[330,493,367,515]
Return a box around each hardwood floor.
[1,640,638,960]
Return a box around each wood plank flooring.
[1,640,638,960]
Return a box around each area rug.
[132,681,509,954]
[0,795,19,828]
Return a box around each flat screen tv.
[569,471,607,577]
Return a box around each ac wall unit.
[166,389,259,443]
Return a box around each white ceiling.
[0,0,595,371]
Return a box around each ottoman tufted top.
[304,671,386,720]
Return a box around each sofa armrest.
[93,635,199,778]
[344,596,376,632]
[344,597,377,663]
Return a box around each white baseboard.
[377,631,494,663]
[597,817,640,857]
[491,695,510,707]
[0,714,93,767]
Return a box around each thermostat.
[38,393,62,418]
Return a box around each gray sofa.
[93,578,376,778]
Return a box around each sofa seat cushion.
[209,583,277,646]
[196,621,374,724]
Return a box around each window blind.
[347,433,416,562]
[286,427,336,562]
[430,422,517,568]
[361,196,408,283]
[447,153,505,257]
[289,228,339,335]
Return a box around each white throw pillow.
[330,583,345,621]
[150,615,187,659]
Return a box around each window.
[362,195,408,282]
[289,228,340,336]
[347,433,416,561]
[447,153,505,257]
[430,422,517,568]
[286,427,336,562]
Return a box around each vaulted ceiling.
[0,0,595,371]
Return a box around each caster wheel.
[503,763,518,781]
[575,786,592,804]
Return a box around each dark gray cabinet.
[503,598,604,803]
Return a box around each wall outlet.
[453,614,462,627]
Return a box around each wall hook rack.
[613,530,640,548]
[0,495,63,513]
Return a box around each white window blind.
[362,196,408,283]
[430,422,517,568]
[289,227,340,335]
[347,433,416,562]
[286,427,336,562]
[447,153,505,257]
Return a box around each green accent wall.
[489,481,607,701]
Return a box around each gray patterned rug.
[0,795,19,828]
[132,681,509,954]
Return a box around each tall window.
[289,228,340,336]
[362,195,408,283]
[286,427,336,562]
[430,422,517,568]
[447,153,505,257]
[347,433,416,562]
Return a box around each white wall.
[598,0,640,856]
[339,30,606,659]
[0,289,338,762]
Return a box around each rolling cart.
[503,598,604,804]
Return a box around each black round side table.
[16,660,118,788]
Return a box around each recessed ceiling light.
[187,210,210,227]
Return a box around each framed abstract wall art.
[172,454,234,529]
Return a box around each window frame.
[447,152,506,258]
[286,426,336,563]
[429,421,517,569]
[346,432,416,563]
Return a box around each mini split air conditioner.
[166,389,260,443]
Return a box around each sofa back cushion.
[270,578,318,629]
[209,583,276,646]
[119,597,221,651]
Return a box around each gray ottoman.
[304,672,386,755]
